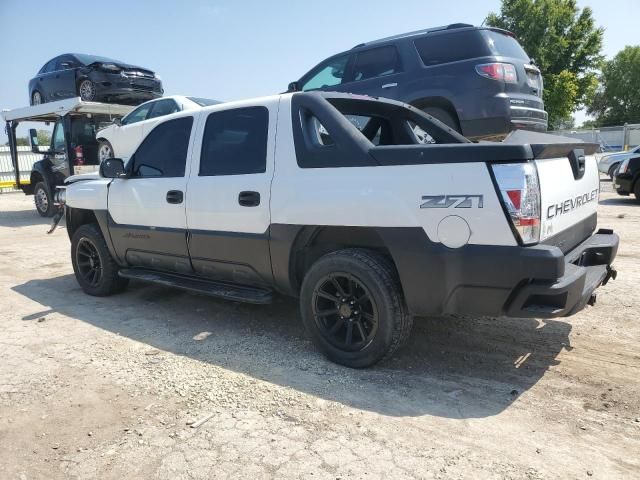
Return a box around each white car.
[598,144,640,178]
[96,95,219,161]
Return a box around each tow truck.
[2,98,133,216]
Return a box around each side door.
[141,98,181,138]
[109,101,154,160]
[49,119,70,178]
[54,55,80,99]
[36,58,59,101]
[340,45,404,100]
[186,101,277,287]
[107,115,195,274]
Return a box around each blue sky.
[0,0,638,142]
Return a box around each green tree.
[588,46,640,126]
[486,0,604,129]
[4,130,51,148]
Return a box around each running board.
[118,268,274,304]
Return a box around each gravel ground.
[0,181,639,479]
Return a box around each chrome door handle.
[381,83,398,89]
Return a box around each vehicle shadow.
[12,274,572,419]
[0,209,59,228]
[599,197,638,206]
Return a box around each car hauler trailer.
[2,98,133,216]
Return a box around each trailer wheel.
[78,79,96,101]
[31,91,43,106]
[98,140,114,162]
[34,182,55,217]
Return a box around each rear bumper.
[384,227,618,319]
[505,230,618,317]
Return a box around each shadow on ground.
[13,274,572,419]
[0,209,58,228]
[599,197,638,206]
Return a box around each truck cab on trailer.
[2,98,133,216]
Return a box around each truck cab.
[2,98,133,216]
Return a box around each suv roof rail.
[355,23,476,48]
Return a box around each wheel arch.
[66,208,122,265]
[280,226,397,296]
[409,96,460,125]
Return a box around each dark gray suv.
[287,24,547,140]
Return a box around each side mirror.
[29,128,40,153]
[112,117,122,126]
[287,81,300,92]
[100,158,128,178]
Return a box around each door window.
[302,54,349,91]
[199,107,269,176]
[56,55,78,70]
[349,46,401,82]
[42,58,58,73]
[130,117,193,177]
[52,123,66,152]
[147,99,180,119]
[121,103,153,125]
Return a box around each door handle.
[166,190,183,204]
[381,82,398,89]
[238,191,260,207]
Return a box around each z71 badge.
[420,195,484,209]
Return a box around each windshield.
[482,31,530,60]
[73,53,125,65]
[187,97,221,107]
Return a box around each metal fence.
[548,123,640,153]
[0,146,43,192]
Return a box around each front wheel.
[98,140,114,162]
[71,224,128,296]
[78,79,96,101]
[300,249,413,368]
[33,182,55,217]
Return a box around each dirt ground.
[0,182,639,480]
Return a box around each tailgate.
[534,144,600,243]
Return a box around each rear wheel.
[31,91,43,106]
[634,180,640,204]
[33,181,54,217]
[422,106,461,133]
[78,79,96,101]
[71,224,128,296]
[300,249,413,368]
[98,140,114,162]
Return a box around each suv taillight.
[491,162,541,245]
[476,63,518,83]
[74,145,84,166]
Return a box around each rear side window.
[131,116,193,178]
[349,46,401,81]
[199,107,269,176]
[414,30,491,66]
[42,59,58,73]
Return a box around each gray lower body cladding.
[74,210,618,319]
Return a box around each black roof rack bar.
[353,23,474,48]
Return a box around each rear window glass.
[414,29,529,66]
[482,31,530,60]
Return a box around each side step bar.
[118,268,274,304]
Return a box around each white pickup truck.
[56,92,618,367]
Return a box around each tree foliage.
[486,0,604,128]
[588,46,640,126]
[4,130,51,147]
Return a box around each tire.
[300,248,413,368]
[31,91,43,106]
[608,163,620,180]
[33,181,55,217]
[634,180,640,204]
[98,140,114,162]
[421,106,461,133]
[71,224,128,296]
[78,79,96,101]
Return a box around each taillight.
[74,145,84,166]
[476,63,518,83]
[491,162,541,245]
